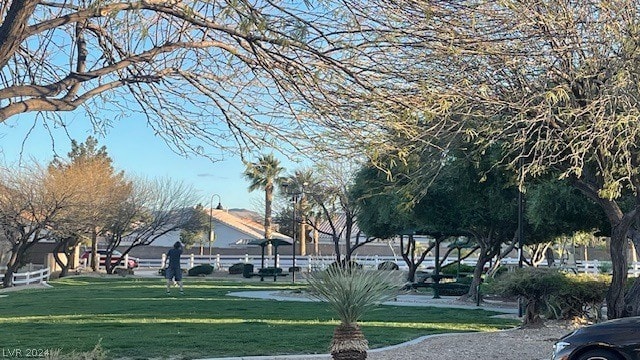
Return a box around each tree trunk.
[523,299,543,327]
[406,265,417,283]
[0,0,39,69]
[330,323,368,360]
[2,250,19,288]
[462,254,488,303]
[91,228,98,271]
[52,242,69,278]
[334,236,341,262]
[300,217,307,256]
[607,225,629,319]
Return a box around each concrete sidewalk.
[226,290,520,314]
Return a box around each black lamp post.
[292,191,298,283]
[209,194,223,256]
[517,157,525,317]
[283,182,305,283]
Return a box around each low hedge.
[188,264,214,276]
[435,282,470,296]
[328,260,362,270]
[441,263,475,276]
[228,262,246,275]
[378,261,399,270]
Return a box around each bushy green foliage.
[328,260,362,270]
[441,263,475,275]
[305,266,403,326]
[228,262,246,275]
[242,263,255,278]
[436,283,470,296]
[597,261,612,274]
[188,264,214,276]
[487,268,610,324]
[487,268,565,325]
[377,261,399,270]
[546,273,609,321]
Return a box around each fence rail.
[0,267,51,286]
[136,254,640,277]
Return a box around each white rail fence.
[138,254,640,277]
[0,266,51,286]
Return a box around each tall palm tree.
[244,154,285,248]
[285,169,317,256]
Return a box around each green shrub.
[242,264,255,278]
[441,263,475,276]
[188,264,214,276]
[258,267,283,276]
[377,261,399,270]
[487,268,610,325]
[328,260,362,270]
[486,268,565,325]
[545,273,609,321]
[436,283,470,296]
[228,262,246,275]
[597,261,612,274]
[492,266,509,278]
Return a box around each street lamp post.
[517,157,525,317]
[292,192,298,283]
[283,182,306,284]
[209,194,223,256]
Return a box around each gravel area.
[259,322,576,360]
[367,321,575,360]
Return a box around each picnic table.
[258,267,288,282]
[404,272,470,298]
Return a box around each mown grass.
[0,276,519,359]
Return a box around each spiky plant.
[305,265,402,360]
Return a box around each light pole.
[209,194,223,256]
[292,191,298,283]
[283,182,305,283]
[517,157,525,317]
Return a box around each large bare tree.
[100,177,198,274]
[0,164,80,287]
[0,0,397,159]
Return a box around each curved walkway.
[226,290,519,314]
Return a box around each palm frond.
[305,265,403,325]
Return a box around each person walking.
[165,241,184,295]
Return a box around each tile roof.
[210,209,292,244]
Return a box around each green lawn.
[0,276,519,359]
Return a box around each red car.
[80,250,139,269]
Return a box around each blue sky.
[0,112,290,212]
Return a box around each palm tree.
[306,265,401,360]
[284,169,317,256]
[243,154,285,248]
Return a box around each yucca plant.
[305,265,402,360]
